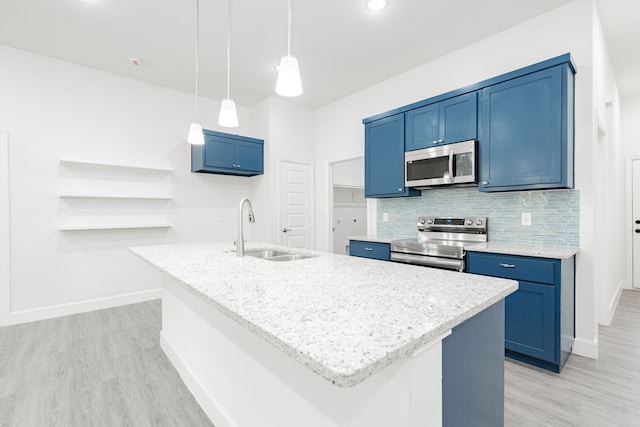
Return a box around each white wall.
[249,97,315,247]
[312,0,601,358]
[0,44,263,323]
[592,4,625,326]
[333,158,364,188]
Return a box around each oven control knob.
[466,219,473,225]
[476,219,483,226]
[419,218,426,225]
[427,218,434,224]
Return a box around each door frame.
[277,157,315,249]
[1,131,10,326]
[328,154,376,254]
[625,155,640,289]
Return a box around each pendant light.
[218,0,239,128]
[275,0,303,97]
[187,0,205,145]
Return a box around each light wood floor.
[1,291,639,426]
[0,300,213,427]
[505,289,640,426]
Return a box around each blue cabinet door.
[504,281,556,363]
[440,92,477,145]
[192,129,264,176]
[236,140,263,174]
[365,114,419,198]
[204,134,235,170]
[479,65,571,192]
[405,92,477,151]
[405,103,439,151]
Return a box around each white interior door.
[280,160,314,249]
[633,159,640,288]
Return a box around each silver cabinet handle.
[432,139,444,144]
[398,188,403,192]
[282,227,291,233]
[499,263,515,268]
[481,181,489,185]
[364,247,373,251]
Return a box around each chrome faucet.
[236,198,255,257]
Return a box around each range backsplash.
[377,188,579,247]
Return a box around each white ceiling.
[0,0,636,109]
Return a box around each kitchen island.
[130,242,517,427]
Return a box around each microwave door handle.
[445,151,454,183]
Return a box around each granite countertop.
[129,242,517,388]
[348,234,412,244]
[465,242,579,259]
[349,235,579,259]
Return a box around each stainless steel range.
[390,217,487,272]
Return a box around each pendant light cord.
[226,0,231,99]
[194,0,200,121]
[287,0,291,56]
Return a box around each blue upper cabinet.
[363,53,575,195]
[192,129,264,176]
[478,63,574,192]
[405,92,477,151]
[365,114,420,198]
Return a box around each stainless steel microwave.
[405,140,477,188]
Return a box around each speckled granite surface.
[349,235,579,259]
[130,242,517,387]
[465,242,579,259]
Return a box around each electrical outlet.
[521,212,532,226]
[383,212,389,222]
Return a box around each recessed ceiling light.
[365,0,388,12]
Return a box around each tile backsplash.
[377,188,579,247]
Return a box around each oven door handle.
[390,252,464,272]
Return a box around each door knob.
[636,220,640,224]
[636,229,640,233]
[282,227,291,233]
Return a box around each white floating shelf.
[59,193,173,200]
[59,222,172,231]
[59,159,173,173]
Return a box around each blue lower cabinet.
[504,281,555,362]
[443,301,504,427]
[348,240,390,261]
[192,129,264,176]
[466,251,575,373]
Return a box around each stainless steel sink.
[244,249,317,261]
[245,249,289,259]
[266,254,316,262]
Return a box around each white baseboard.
[572,337,598,359]
[9,288,161,325]
[601,280,625,326]
[160,331,230,427]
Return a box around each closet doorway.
[329,157,367,254]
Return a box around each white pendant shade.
[187,122,205,145]
[276,55,303,97]
[218,99,239,128]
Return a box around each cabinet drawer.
[466,252,558,285]
[349,241,390,261]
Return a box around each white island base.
[161,276,449,427]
